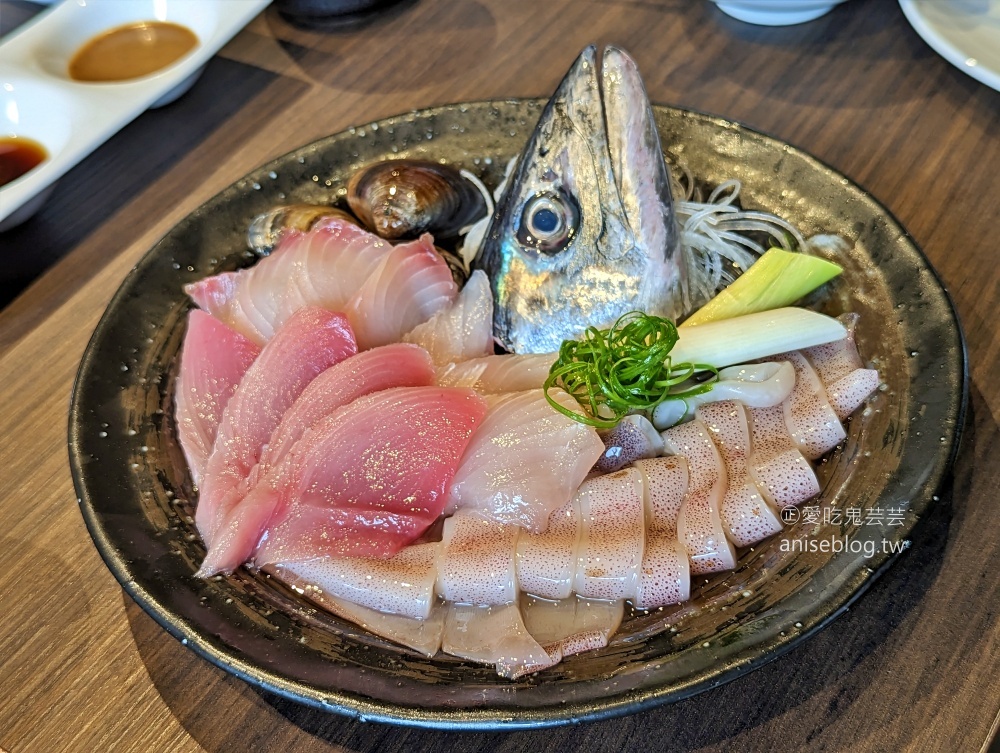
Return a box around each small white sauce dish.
[709,0,850,25]
[0,0,271,231]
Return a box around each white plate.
[899,0,1000,91]
[0,0,271,230]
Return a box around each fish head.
[475,45,686,353]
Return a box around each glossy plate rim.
[69,98,968,730]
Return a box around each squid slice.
[516,500,580,600]
[769,351,846,460]
[632,455,691,608]
[594,414,664,474]
[662,419,737,574]
[746,405,821,509]
[445,388,604,532]
[436,352,557,393]
[802,313,880,420]
[402,269,494,366]
[437,512,519,605]
[272,541,441,620]
[521,594,624,660]
[697,400,784,547]
[442,602,557,679]
[573,468,646,600]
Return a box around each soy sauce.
[0,137,47,188]
[69,21,198,82]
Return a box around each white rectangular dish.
[0,0,271,230]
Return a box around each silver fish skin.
[474,45,685,354]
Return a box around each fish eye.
[516,192,578,254]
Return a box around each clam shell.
[247,204,357,254]
[347,159,487,241]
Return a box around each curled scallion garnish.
[543,311,719,428]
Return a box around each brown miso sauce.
[69,21,198,82]
[0,137,48,188]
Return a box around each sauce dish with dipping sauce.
[0,0,270,231]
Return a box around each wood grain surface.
[1,0,998,751]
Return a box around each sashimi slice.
[185,219,394,345]
[198,344,436,576]
[174,310,260,487]
[698,400,784,547]
[593,414,664,474]
[442,602,557,679]
[402,269,494,366]
[802,313,880,419]
[770,351,846,459]
[662,419,737,574]
[252,386,487,565]
[746,405,820,509]
[516,500,580,600]
[194,307,357,547]
[633,456,691,608]
[572,468,646,601]
[437,512,519,605]
[521,594,624,661]
[270,542,440,620]
[436,353,556,393]
[444,388,604,532]
[344,234,458,350]
[270,563,444,656]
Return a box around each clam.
[347,159,487,241]
[247,204,357,254]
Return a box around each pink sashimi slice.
[436,352,556,393]
[185,219,395,345]
[402,269,494,366]
[198,343,436,576]
[174,310,260,487]
[662,419,738,575]
[697,400,784,547]
[251,386,488,565]
[444,388,605,532]
[344,233,458,350]
[194,307,357,548]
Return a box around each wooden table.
[2,0,998,750]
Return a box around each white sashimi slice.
[251,386,487,565]
[697,401,784,547]
[746,405,820,509]
[402,269,494,366]
[442,602,557,679]
[199,343,437,576]
[185,219,394,345]
[174,310,260,487]
[436,353,556,393]
[802,314,879,420]
[445,388,604,532]
[573,468,646,601]
[516,500,580,600]
[521,594,624,660]
[194,307,357,547]
[344,234,458,350]
[269,564,444,656]
[770,351,846,460]
[271,542,440,620]
[662,419,737,575]
[594,414,664,474]
[437,512,519,606]
[632,456,691,608]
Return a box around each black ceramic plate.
[69,101,966,729]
